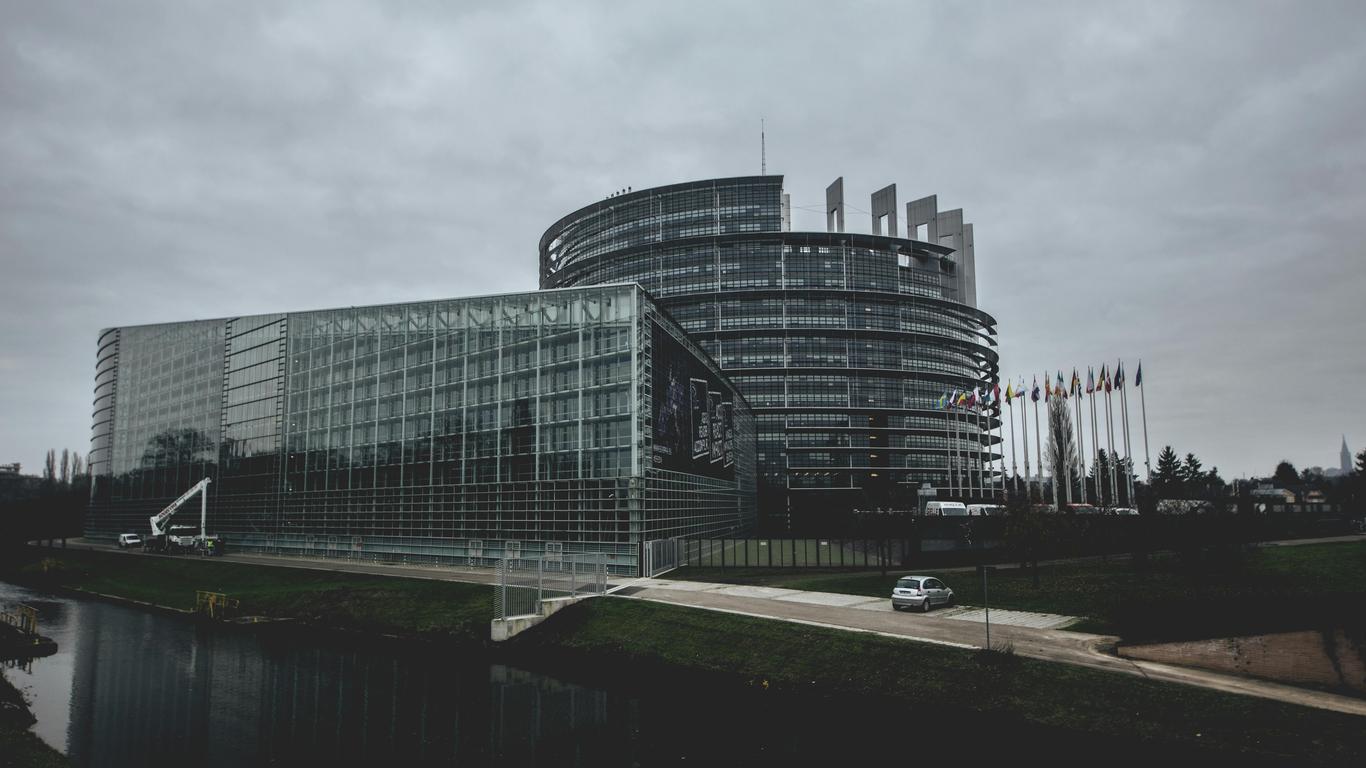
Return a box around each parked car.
[966,504,1005,516]
[1110,507,1139,516]
[891,575,954,612]
[117,533,142,549]
[924,501,968,516]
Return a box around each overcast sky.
[2,0,1364,481]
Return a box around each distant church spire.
[1343,435,1352,474]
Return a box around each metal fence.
[642,538,683,577]
[684,538,906,569]
[493,555,609,621]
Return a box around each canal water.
[2,580,1239,766]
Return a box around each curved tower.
[541,175,998,527]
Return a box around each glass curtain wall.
[89,285,755,574]
[540,176,999,525]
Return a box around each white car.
[891,575,954,612]
[117,533,142,549]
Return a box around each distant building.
[1250,484,1295,503]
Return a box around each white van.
[925,501,968,516]
[966,504,1005,517]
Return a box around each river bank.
[4,546,1365,764]
[1,668,66,767]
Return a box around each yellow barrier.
[0,604,38,635]
[194,591,240,620]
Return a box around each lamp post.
[981,564,995,650]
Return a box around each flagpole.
[1020,384,1031,499]
[1089,372,1100,505]
[1119,367,1134,506]
[1027,385,1038,500]
[975,405,984,502]
[1007,397,1017,498]
[1105,380,1117,508]
[961,401,972,497]
[968,404,977,501]
[999,401,1010,502]
[952,403,961,499]
[1139,361,1152,483]
[1051,377,1065,507]
[963,405,972,501]
[1073,383,1085,505]
[975,403,984,502]
[944,399,953,497]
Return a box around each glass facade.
[88,285,756,574]
[541,177,999,523]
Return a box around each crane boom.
[150,478,211,537]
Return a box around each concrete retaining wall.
[1119,630,1366,694]
[490,595,588,642]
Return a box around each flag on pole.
[1104,364,1112,393]
[1031,376,1040,402]
[937,392,947,409]
[1086,367,1095,395]
[1135,361,1143,388]
[1057,371,1067,399]
[1005,382,1015,402]
[1071,368,1081,396]
[1115,360,1125,389]
[992,382,1001,405]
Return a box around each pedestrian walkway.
[632,578,1079,629]
[619,577,1366,717]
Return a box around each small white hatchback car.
[117,533,142,549]
[891,576,953,612]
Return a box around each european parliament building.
[88,171,997,565]
[541,176,999,525]
[87,285,755,573]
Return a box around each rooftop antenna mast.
[761,118,766,176]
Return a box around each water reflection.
[1,582,637,766]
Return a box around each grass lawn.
[4,547,493,644]
[669,540,1366,640]
[520,598,1366,765]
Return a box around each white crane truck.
[145,477,215,554]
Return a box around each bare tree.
[43,449,57,484]
[71,452,85,478]
[1045,396,1077,509]
[60,449,70,486]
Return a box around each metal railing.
[684,538,906,569]
[0,604,38,635]
[494,555,608,622]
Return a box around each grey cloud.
[2,0,1364,477]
